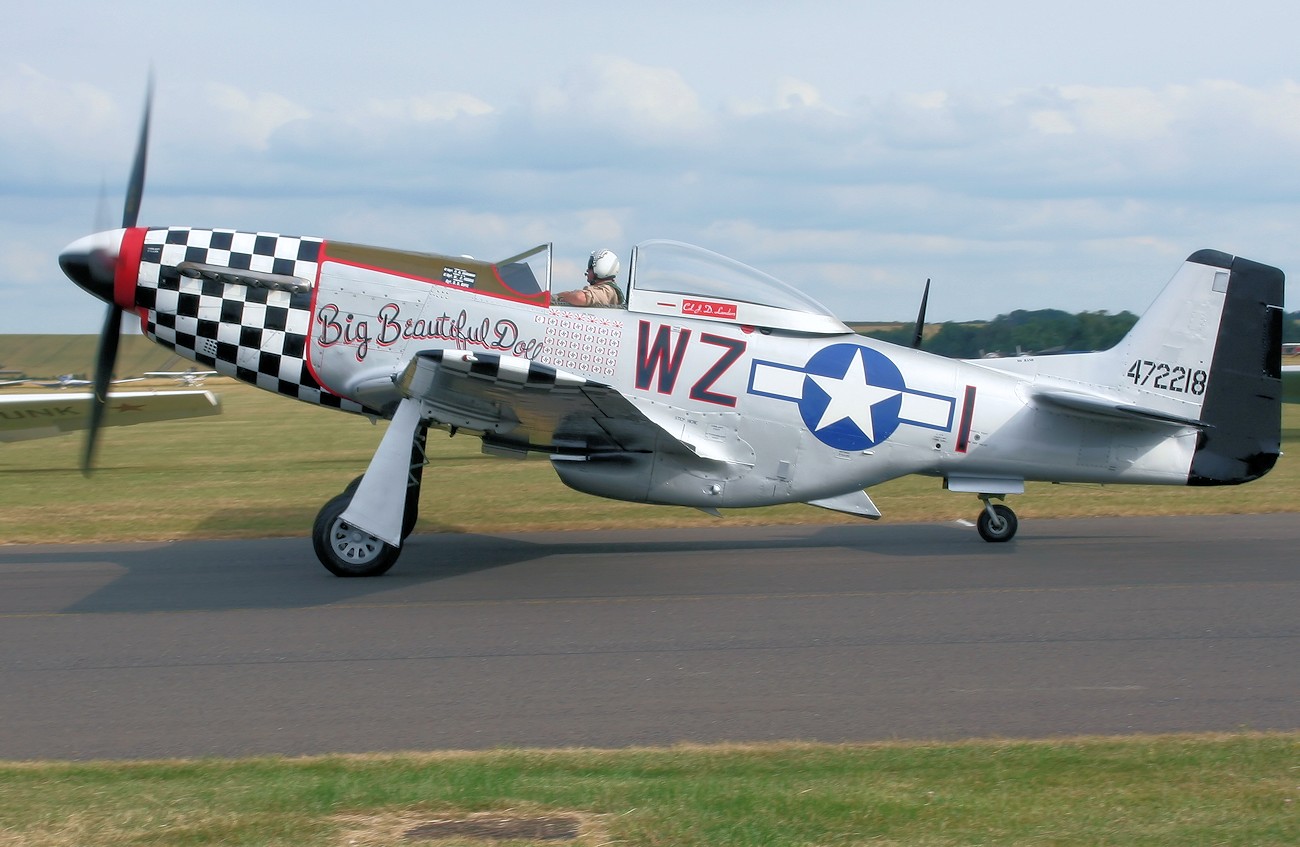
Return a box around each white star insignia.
[808,349,901,441]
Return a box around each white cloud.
[0,64,126,190]
[366,92,494,123]
[530,56,713,145]
[1029,110,1075,135]
[1054,85,1179,142]
[206,84,312,151]
[729,77,842,116]
[6,2,1300,332]
[0,64,115,137]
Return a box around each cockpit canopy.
[626,240,849,334]
[492,239,849,333]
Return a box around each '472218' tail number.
[1127,360,1208,395]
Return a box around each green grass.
[0,736,1296,846]
[4,338,1298,845]
[0,334,184,382]
[4,380,1300,544]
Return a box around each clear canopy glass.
[626,240,848,334]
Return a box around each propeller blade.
[911,278,931,350]
[82,305,123,474]
[82,77,151,473]
[121,75,152,229]
[86,180,115,282]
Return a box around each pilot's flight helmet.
[587,249,620,280]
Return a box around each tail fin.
[1111,249,1284,484]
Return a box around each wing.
[398,350,748,464]
[0,390,221,443]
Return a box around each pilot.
[556,249,623,307]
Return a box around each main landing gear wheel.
[977,501,1018,543]
[312,492,401,577]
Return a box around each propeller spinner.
[58,79,152,473]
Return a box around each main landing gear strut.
[312,423,428,577]
[975,493,1018,542]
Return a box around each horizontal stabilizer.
[1033,389,1208,429]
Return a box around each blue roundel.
[798,344,906,451]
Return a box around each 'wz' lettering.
[635,322,691,393]
[635,321,747,407]
[690,334,746,407]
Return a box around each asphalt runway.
[1,514,1297,761]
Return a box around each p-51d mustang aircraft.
[58,88,1284,576]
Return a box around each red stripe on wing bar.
[955,385,976,453]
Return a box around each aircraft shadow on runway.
[11,512,1283,617]
[1,521,1042,616]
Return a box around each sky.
[3,0,1300,334]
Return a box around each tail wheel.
[977,502,1018,543]
[312,492,400,577]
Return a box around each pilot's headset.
[588,250,620,280]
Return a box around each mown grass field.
[0,334,183,383]
[3,376,1300,544]
[1,736,1297,846]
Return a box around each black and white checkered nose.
[59,230,124,306]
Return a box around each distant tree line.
[856,310,1300,359]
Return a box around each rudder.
[1185,250,1284,484]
